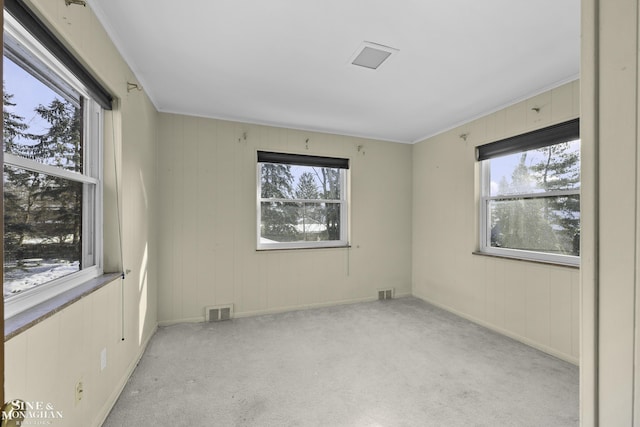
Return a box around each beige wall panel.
[102,111,121,274]
[240,253,265,312]
[121,85,158,346]
[211,122,238,308]
[265,253,292,309]
[25,315,60,403]
[571,269,580,361]
[412,81,579,363]
[464,118,487,149]
[57,299,89,422]
[87,286,114,419]
[548,269,573,356]
[180,118,201,317]
[195,120,218,308]
[571,80,580,117]
[5,332,27,401]
[56,2,88,54]
[596,0,638,423]
[171,117,186,320]
[504,101,527,137]
[580,0,598,423]
[550,83,574,122]
[485,110,507,143]
[157,118,177,321]
[157,114,412,322]
[526,92,552,128]
[213,250,236,307]
[458,255,486,320]
[503,262,527,338]
[484,258,506,328]
[524,265,551,346]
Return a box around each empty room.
[0,0,637,425]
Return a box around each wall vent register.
[205,305,234,322]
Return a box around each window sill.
[256,245,351,252]
[5,272,122,341]
[472,251,579,269]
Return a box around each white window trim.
[3,13,104,318]
[256,163,349,250]
[478,160,580,266]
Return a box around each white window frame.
[478,141,580,267]
[256,156,349,251]
[3,13,104,318]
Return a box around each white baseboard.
[412,291,579,366]
[158,292,413,326]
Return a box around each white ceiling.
[89,0,580,144]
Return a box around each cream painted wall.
[581,0,640,424]
[156,114,412,324]
[4,1,158,426]
[412,80,581,364]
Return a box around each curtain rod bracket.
[65,0,87,7]
[127,82,142,93]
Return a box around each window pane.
[489,195,580,256]
[4,166,83,298]
[260,163,341,200]
[260,202,342,243]
[489,140,580,196]
[3,55,83,173]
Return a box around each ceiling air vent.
[350,41,399,70]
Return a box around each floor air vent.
[378,289,394,300]
[205,304,234,322]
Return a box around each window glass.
[489,140,580,196]
[4,167,83,297]
[3,14,103,313]
[258,160,347,249]
[488,195,580,257]
[480,133,580,264]
[4,56,83,172]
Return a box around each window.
[478,119,580,265]
[257,151,349,250]
[3,6,111,318]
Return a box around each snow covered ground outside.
[4,260,79,298]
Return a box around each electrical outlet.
[75,381,84,403]
[101,348,107,371]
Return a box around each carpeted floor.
[103,297,578,426]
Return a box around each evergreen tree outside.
[530,142,580,255]
[313,167,341,241]
[295,171,319,199]
[489,140,580,256]
[3,87,31,259]
[30,98,83,172]
[259,162,345,245]
[3,88,27,154]
[30,98,83,251]
[3,79,83,295]
[260,163,298,241]
[295,171,322,240]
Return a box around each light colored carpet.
[103,297,578,426]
